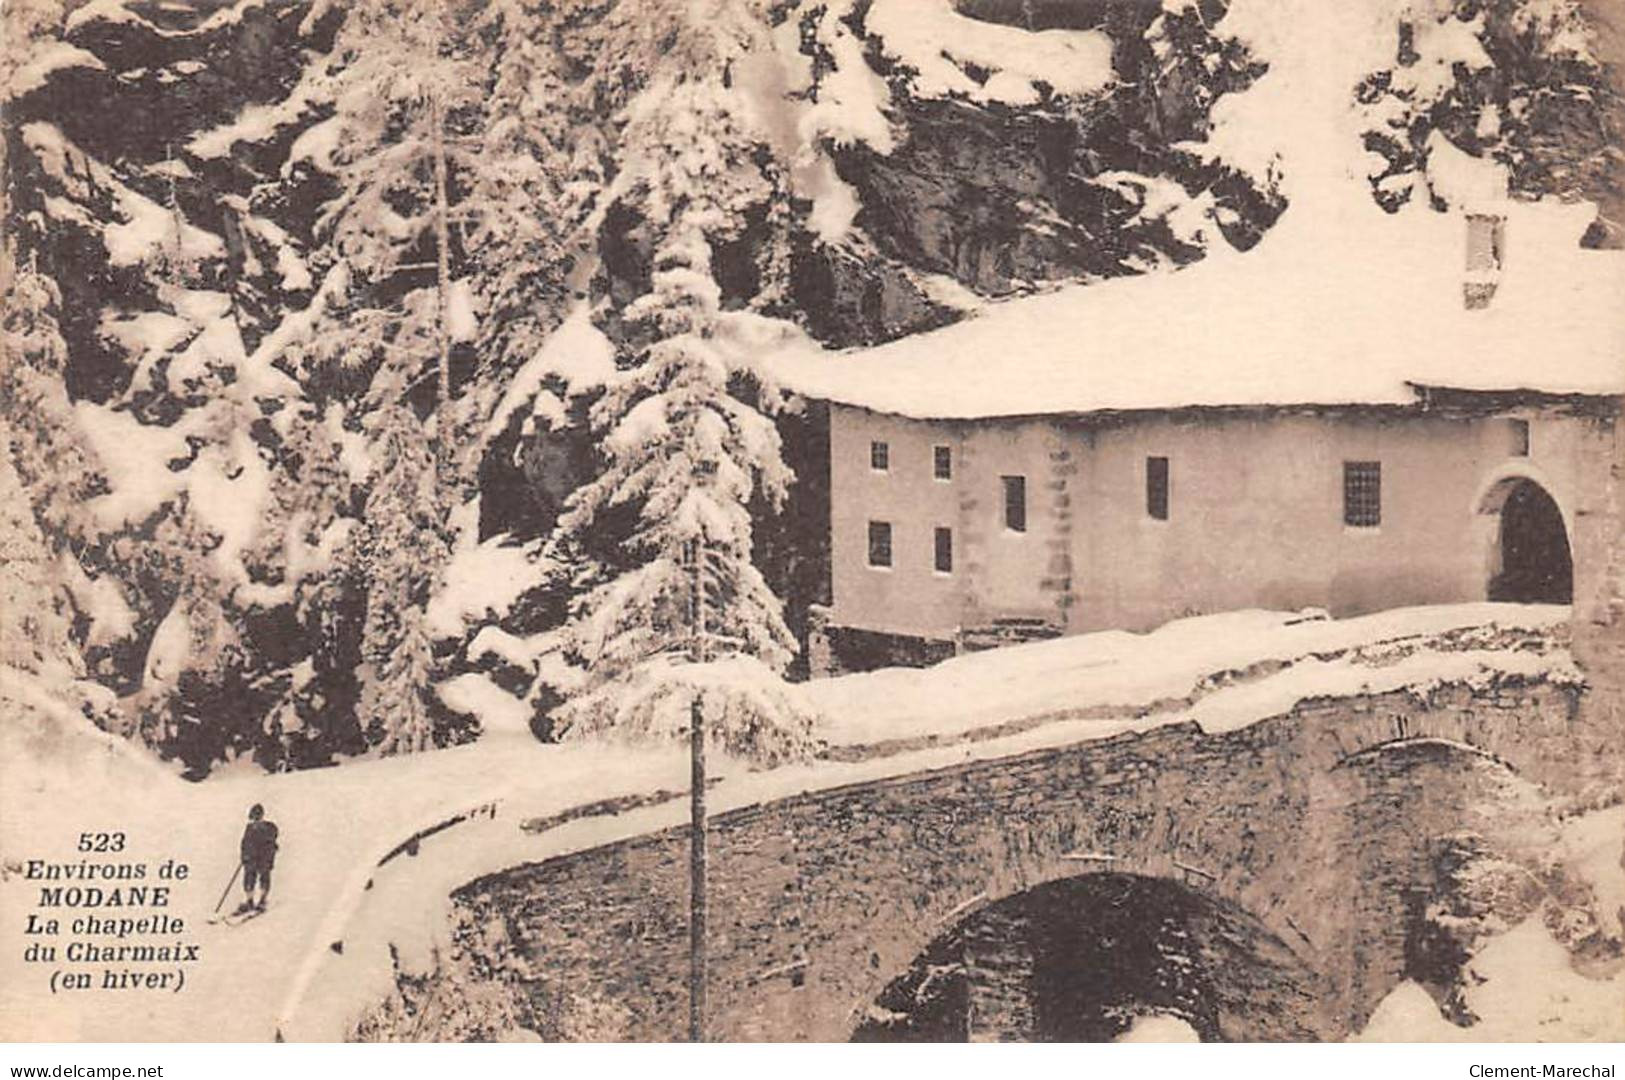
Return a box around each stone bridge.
[443,674,1613,1042]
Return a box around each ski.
[211,906,269,927]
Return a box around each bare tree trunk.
[430,88,451,414]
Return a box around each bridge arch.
[1473,470,1574,604]
[851,871,1331,1042]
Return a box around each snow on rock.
[1355,802,1625,1042]
[63,0,154,34]
[791,2,896,154]
[1355,916,1624,1041]
[58,556,137,647]
[190,75,328,160]
[142,603,192,688]
[1426,130,1509,210]
[1188,647,1578,736]
[438,673,532,735]
[424,536,550,640]
[73,400,195,528]
[865,0,1115,107]
[9,42,105,97]
[486,306,617,438]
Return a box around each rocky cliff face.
[11,0,1274,398]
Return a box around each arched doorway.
[851,874,1330,1042]
[1486,480,1572,603]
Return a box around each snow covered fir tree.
[3,0,1625,1045]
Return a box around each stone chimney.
[1464,212,1505,310]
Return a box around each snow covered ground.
[2,601,1613,1042]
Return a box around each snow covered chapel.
[769,192,1624,672]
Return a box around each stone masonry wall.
[1571,413,1625,739]
[428,676,1602,1043]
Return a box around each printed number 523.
[78,832,126,852]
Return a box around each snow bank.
[809,603,1570,747]
[866,0,1114,107]
[0,667,173,797]
[277,741,690,1041]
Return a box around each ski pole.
[213,862,243,914]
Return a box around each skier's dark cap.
[249,803,264,820]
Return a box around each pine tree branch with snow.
[554,60,821,768]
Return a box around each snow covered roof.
[761,0,1625,421]
[764,201,1625,421]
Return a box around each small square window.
[1344,461,1382,528]
[867,520,892,568]
[934,526,953,573]
[933,445,953,481]
[1146,456,1169,521]
[1002,475,1027,533]
[870,441,889,472]
[1511,419,1530,458]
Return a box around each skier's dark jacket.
[241,820,279,869]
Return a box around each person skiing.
[234,803,279,915]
